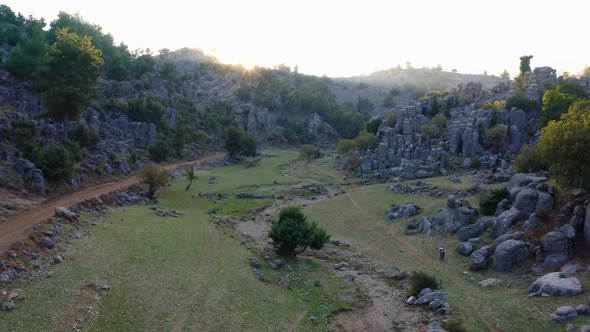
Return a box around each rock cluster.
[407,288,450,316]
[386,202,420,220]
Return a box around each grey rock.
[415,291,448,305]
[2,301,15,311]
[513,189,538,213]
[39,237,55,249]
[576,304,588,314]
[457,225,481,242]
[509,174,547,189]
[539,229,572,267]
[405,217,432,235]
[528,272,582,297]
[55,207,78,222]
[456,242,474,256]
[249,258,262,269]
[406,296,417,304]
[418,288,432,297]
[479,278,501,288]
[470,246,492,271]
[493,240,528,272]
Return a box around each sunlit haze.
[5,0,590,77]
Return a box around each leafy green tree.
[148,140,170,162]
[185,166,197,190]
[500,69,510,79]
[127,96,167,130]
[354,131,377,151]
[48,12,132,80]
[384,112,397,127]
[6,27,47,81]
[42,28,103,137]
[540,82,588,126]
[68,123,100,147]
[506,93,540,112]
[356,96,374,113]
[141,163,169,199]
[519,55,533,74]
[514,144,547,173]
[159,61,178,81]
[479,188,509,216]
[420,123,438,147]
[268,206,330,257]
[300,144,319,162]
[485,125,508,153]
[538,100,590,188]
[43,142,76,180]
[224,127,257,157]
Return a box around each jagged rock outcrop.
[528,272,582,297]
[493,240,529,272]
[433,195,478,234]
[538,226,575,268]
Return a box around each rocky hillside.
[342,66,583,181]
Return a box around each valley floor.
[1,150,590,331]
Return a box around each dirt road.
[0,154,222,252]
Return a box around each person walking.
[439,244,446,262]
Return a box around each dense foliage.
[141,164,168,199]
[479,188,509,216]
[514,144,547,173]
[540,82,588,126]
[539,100,590,188]
[300,145,320,162]
[268,206,330,257]
[409,271,439,297]
[224,127,257,158]
[42,28,104,126]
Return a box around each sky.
[4,0,590,77]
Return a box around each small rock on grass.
[344,274,355,282]
[314,280,321,287]
[249,258,262,269]
[2,301,15,311]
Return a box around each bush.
[365,118,382,135]
[336,139,356,155]
[506,93,540,112]
[409,271,439,297]
[224,127,257,157]
[354,131,376,151]
[141,163,168,199]
[68,123,100,147]
[441,319,468,332]
[384,112,396,127]
[300,144,320,162]
[43,142,76,181]
[479,188,509,216]
[268,206,330,257]
[514,144,547,173]
[432,113,447,129]
[148,140,170,162]
[485,126,508,153]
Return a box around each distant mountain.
[330,67,507,113]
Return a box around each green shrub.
[384,112,396,127]
[43,142,75,180]
[479,188,509,216]
[409,271,439,297]
[366,118,382,135]
[441,319,468,332]
[354,131,376,151]
[268,206,330,257]
[148,140,170,162]
[336,139,356,155]
[514,144,547,173]
[485,126,508,153]
[68,123,100,147]
[506,93,540,112]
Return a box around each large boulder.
[457,225,481,242]
[528,272,582,297]
[513,189,538,213]
[405,217,432,235]
[509,174,547,189]
[456,242,474,256]
[490,208,529,238]
[493,240,529,272]
[414,290,448,305]
[470,246,492,271]
[539,231,572,268]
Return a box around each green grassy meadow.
[2,149,589,332]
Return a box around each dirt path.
[346,193,499,332]
[0,154,222,252]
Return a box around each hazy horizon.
[4,0,590,78]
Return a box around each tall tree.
[5,27,48,81]
[538,100,590,188]
[42,28,103,138]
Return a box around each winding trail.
[0,154,222,252]
[346,193,499,332]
